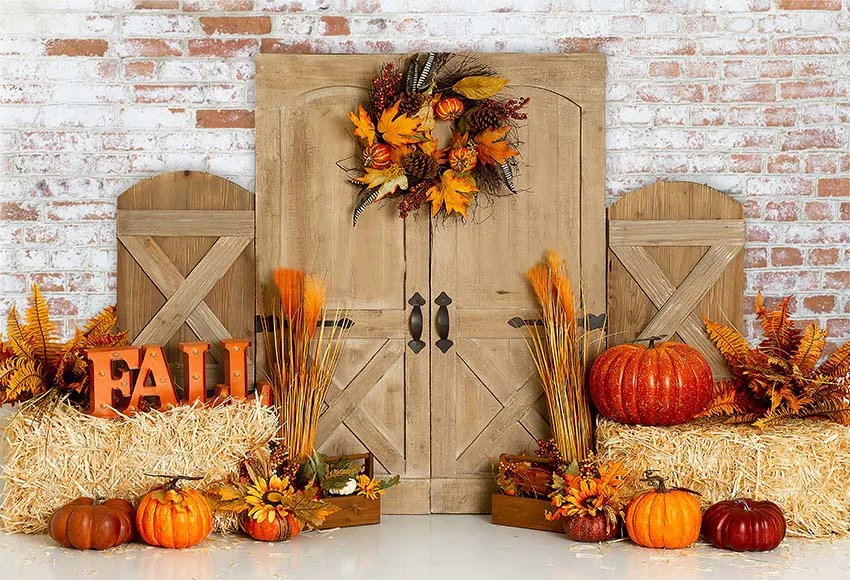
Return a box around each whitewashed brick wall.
[1,0,849,347]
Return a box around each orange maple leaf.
[427,170,478,218]
[474,126,519,167]
[377,101,421,147]
[348,105,376,145]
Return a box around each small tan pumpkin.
[48,497,135,550]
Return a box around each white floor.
[2,515,849,580]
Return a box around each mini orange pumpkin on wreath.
[346,53,529,225]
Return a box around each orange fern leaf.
[790,323,826,376]
[5,359,47,402]
[5,307,32,358]
[801,398,850,426]
[83,305,119,337]
[696,380,751,419]
[819,342,850,380]
[23,284,60,362]
[757,294,801,355]
[703,318,751,373]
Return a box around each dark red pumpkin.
[562,514,619,542]
[48,498,135,550]
[588,337,713,426]
[242,512,301,542]
[702,498,786,552]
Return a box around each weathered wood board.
[117,171,255,394]
[607,181,744,379]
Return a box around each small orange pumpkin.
[48,497,135,550]
[625,470,702,549]
[136,475,213,549]
[243,512,301,542]
[449,146,478,173]
[362,143,392,169]
[435,97,465,121]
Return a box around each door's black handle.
[435,291,453,353]
[508,313,607,331]
[408,292,426,353]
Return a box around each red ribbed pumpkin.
[362,143,392,168]
[243,512,301,542]
[563,514,620,543]
[48,498,135,550]
[434,97,465,121]
[588,337,713,426]
[702,498,786,552]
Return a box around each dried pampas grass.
[596,417,850,538]
[0,400,278,534]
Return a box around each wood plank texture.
[117,171,255,393]
[607,181,744,380]
[491,494,564,533]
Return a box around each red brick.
[764,107,796,127]
[631,37,695,56]
[649,61,681,78]
[781,80,847,100]
[777,0,840,8]
[707,83,775,103]
[196,109,254,128]
[124,61,156,79]
[188,39,258,57]
[771,247,804,267]
[824,272,850,290]
[804,201,834,221]
[557,37,624,55]
[700,37,767,56]
[199,16,271,35]
[744,247,768,269]
[723,60,758,79]
[30,273,65,292]
[767,154,800,173]
[764,200,798,221]
[637,84,704,103]
[781,128,846,151]
[728,106,760,126]
[747,224,772,243]
[691,107,725,126]
[743,199,761,218]
[774,36,840,55]
[803,296,835,314]
[134,84,204,104]
[827,319,850,337]
[183,0,254,9]
[134,0,178,7]
[818,178,849,198]
[260,39,315,53]
[798,61,831,77]
[45,39,108,57]
[320,16,350,36]
[1,201,39,221]
[806,154,838,174]
[47,297,78,317]
[843,201,850,219]
[118,38,182,57]
[731,154,762,173]
[809,248,839,266]
[684,61,718,78]
[760,60,793,78]
[751,271,816,293]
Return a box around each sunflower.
[245,475,296,523]
[356,475,384,500]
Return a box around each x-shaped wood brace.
[455,339,548,471]
[316,338,406,474]
[118,234,251,362]
[609,219,745,377]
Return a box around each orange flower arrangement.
[547,454,627,528]
[346,52,529,224]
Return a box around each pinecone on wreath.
[467,105,503,132]
[398,92,426,116]
[403,151,440,181]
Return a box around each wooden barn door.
[256,56,431,513]
[429,55,606,512]
[256,54,606,514]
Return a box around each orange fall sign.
[86,338,266,418]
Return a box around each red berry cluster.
[479,97,531,123]
[535,438,568,477]
[397,182,429,218]
[370,62,403,114]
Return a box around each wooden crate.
[490,454,562,533]
[318,453,381,530]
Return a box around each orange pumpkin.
[136,476,213,549]
[449,146,477,173]
[625,471,702,549]
[362,143,392,168]
[48,497,135,550]
[243,512,301,542]
[435,97,465,121]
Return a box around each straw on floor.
[596,417,850,538]
[0,400,278,534]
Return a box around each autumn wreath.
[346,53,529,225]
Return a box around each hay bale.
[0,400,278,534]
[596,417,850,538]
